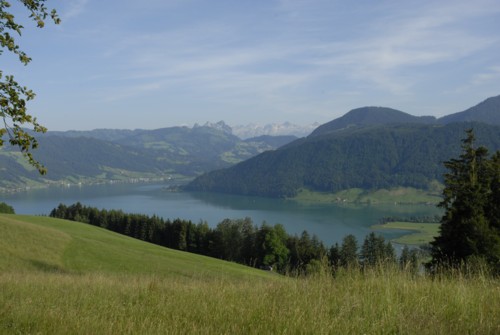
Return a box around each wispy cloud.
[98,81,164,103]
[74,0,500,124]
[304,1,500,94]
[61,0,89,21]
[121,2,493,87]
[471,66,500,86]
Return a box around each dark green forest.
[187,122,500,197]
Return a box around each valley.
[1,96,499,334]
[2,2,499,333]
[2,95,500,198]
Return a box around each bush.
[0,202,15,214]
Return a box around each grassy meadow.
[293,187,442,205]
[372,221,441,245]
[1,214,499,334]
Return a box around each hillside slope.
[0,214,273,279]
[186,122,500,197]
[0,136,170,189]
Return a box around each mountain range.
[1,95,499,192]
[0,124,297,190]
[52,120,316,141]
[186,95,500,198]
[231,122,320,139]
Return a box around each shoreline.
[0,176,183,195]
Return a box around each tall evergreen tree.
[328,243,341,268]
[339,234,359,268]
[360,232,396,267]
[400,246,419,273]
[430,130,500,271]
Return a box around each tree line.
[49,202,417,274]
[379,215,441,225]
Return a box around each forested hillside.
[186,122,500,197]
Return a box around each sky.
[3,0,500,130]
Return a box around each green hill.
[1,214,499,334]
[0,214,272,279]
[0,136,171,189]
[186,122,500,198]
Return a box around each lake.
[1,182,441,247]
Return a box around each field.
[372,221,441,245]
[1,214,499,334]
[0,214,270,279]
[293,187,442,205]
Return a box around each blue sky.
[4,0,500,130]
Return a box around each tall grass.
[1,267,498,334]
[1,214,499,334]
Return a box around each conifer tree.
[328,243,341,268]
[360,232,396,267]
[429,130,500,272]
[339,234,359,268]
[399,246,419,273]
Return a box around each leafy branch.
[0,0,60,174]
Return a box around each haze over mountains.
[52,121,316,141]
[231,122,320,139]
[1,95,499,192]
